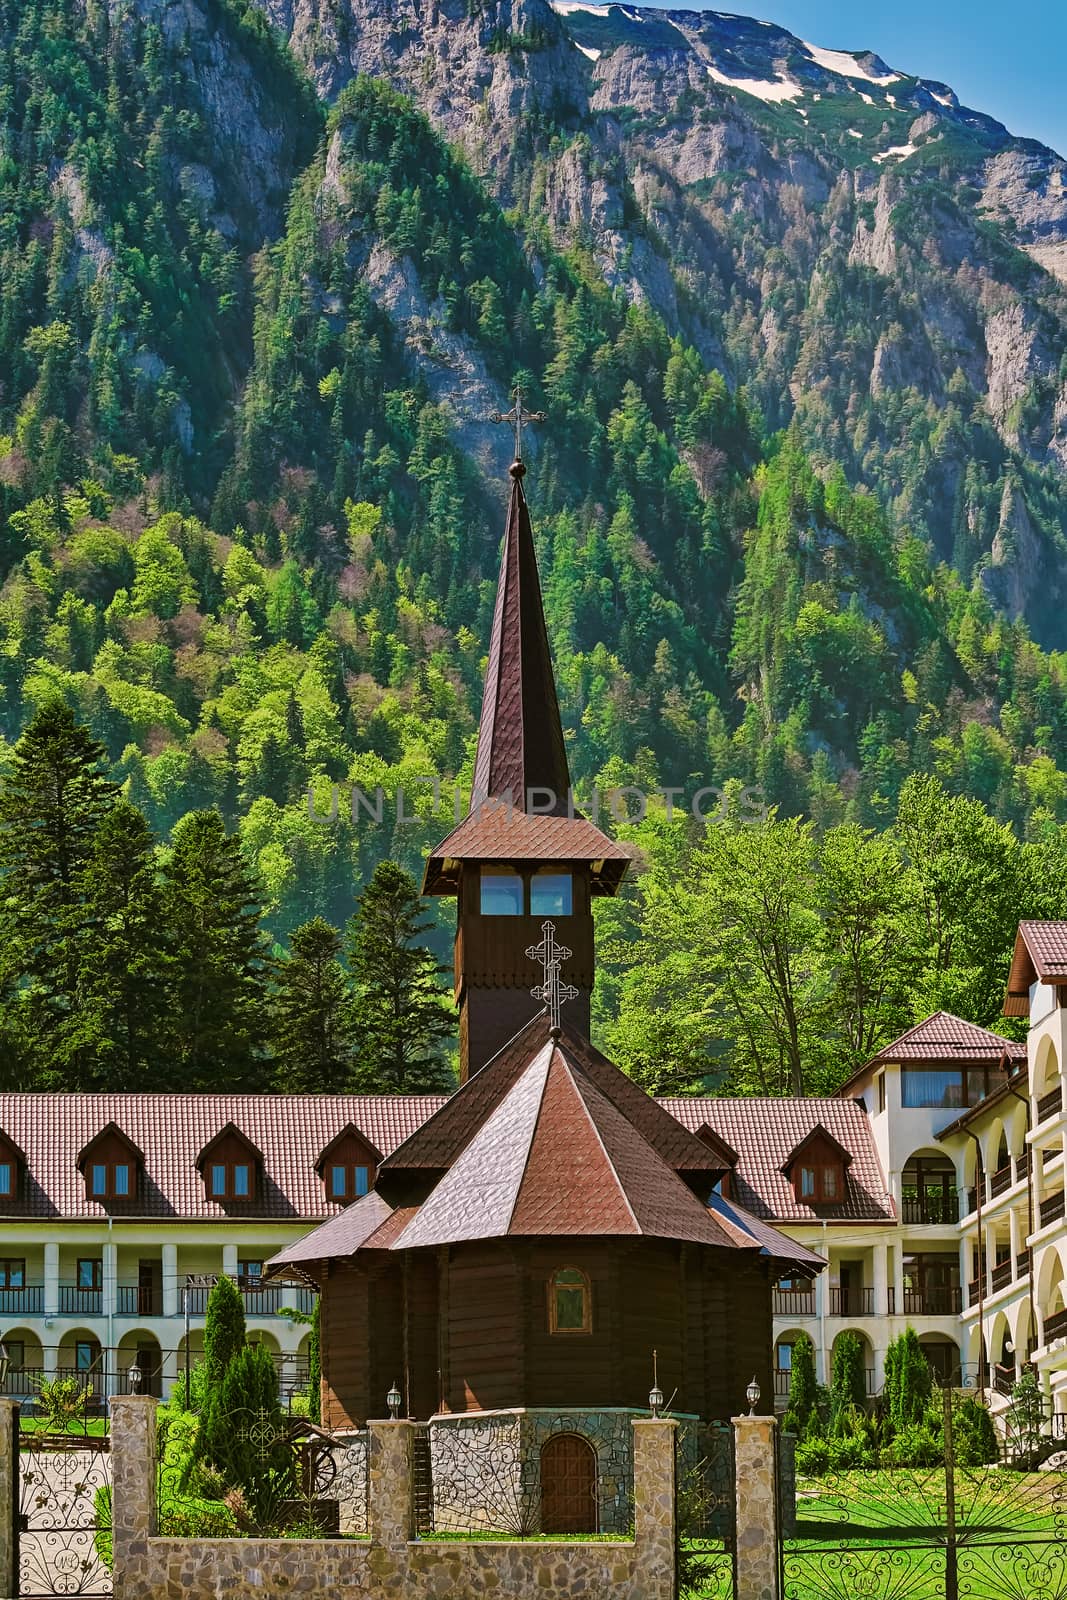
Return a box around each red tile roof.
[662,1097,893,1223]
[1005,921,1067,1015]
[0,1093,445,1220]
[864,1012,1025,1063]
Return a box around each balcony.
[773,1287,816,1317]
[902,1286,962,1316]
[240,1285,285,1315]
[1,1366,44,1396]
[0,1284,43,1314]
[116,1285,164,1317]
[991,1259,1013,1293]
[1039,1190,1066,1229]
[774,1368,791,1398]
[1044,1307,1067,1344]
[961,1188,978,1217]
[989,1163,1014,1198]
[295,1287,317,1315]
[967,1276,982,1307]
[1016,1249,1031,1279]
[1037,1086,1064,1124]
[901,1190,960,1225]
[58,1285,102,1314]
[993,1364,1016,1397]
[829,1287,874,1317]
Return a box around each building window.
[75,1340,100,1373]
[0,1259,24,1288]
[877,1074,886,1114]
[78,1258,102,1292]
[548,1267,591,1334]
[800,1166,816,1198]
[822,1165,839,1200]
[0,1161,12,1198]
[4,1338,23,1372]
[90,1162,130,1199]
[796,1164,842,1205]
[210,1163,252,1200]
[901,1065,1006,1110]
[238,1260,263,1287]
[531,871,573,916]
[328,1163,372,1202]
[480,867,524,916]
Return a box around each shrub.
[830,1333,867,1433]
[953,1396,998,1466]
[203,1274,246,1395]
[880,1421,943,1468]
[783,1333,818,1437]
[883,1328,932,1432]
[795,1436,830,1476]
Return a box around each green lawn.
[18,1416,109,1437]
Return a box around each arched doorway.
[919,1335,960,1386]
[540,1433,598,1534]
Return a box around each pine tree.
[783,1332,818,1437]
[0,698,117,1084]
[161,809,271,1089]
[884,1327,932,1431]
[209,1341,293,1527]
[347,860,454,1092]
[272,918,356,1091]
[829,1332,867,1433]
[71,801,170,1089]
[203,1273,246,1395]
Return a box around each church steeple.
[472,460,571,815]
[424,452,630,1082]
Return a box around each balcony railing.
[961,1188,978,1217]
[829,1288,874,1317]
[773,1287,816,1316]
[1016,1250,1031,1279]
[295,1287,317,1315]
[902,1286,962,1316]
[58,1284,102,1314]
[0,1284,43,1314]
[967,1277,982,1307]
[241,1285,285,1315]
[1037,1086,1064,1124]
[991,1259,1013,1293]
[774,1368,791,1398]
[900,1190,960,1225]
[117,1286,163,1317]
[1017,1150,1032,1180]
[1039,1190,1066,1229]
[1,1366,44,1396]
[993,1363,1016,1397]
[989,1164,1013,1198]
[1044,1307,1067,1344]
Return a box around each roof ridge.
[560,1055,640,1232]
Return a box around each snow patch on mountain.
[873,143,918,163]
[706,64,802,103]
[802,41,900,86]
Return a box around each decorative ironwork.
[18,1421,112,1597]
[487,386,546,462]
[526,920,578,1032]
[429,1415,538,1536]
[675,1421,735,1600]
[781,1383,1067,1600]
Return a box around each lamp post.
[128,1361,141,1396]
[649,1349,664,1419]
[387,1381,401,1420]
[746,1376,761,1416]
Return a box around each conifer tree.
[884,1326,932,1431]
[829,1332,868,1432]
[347,860,454,1093]
[273,917,356,1091]
[203,1273,247,1394]
[161,809,271,1089]
[72,801,170,1089]
[783,1332,819,1437]
[0,698,117,1083]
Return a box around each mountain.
[4,0,1067,937]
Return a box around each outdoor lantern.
[649,1349,664,1419]
[387,1380,401,1420]
[128,1361,142,1395]
[0,1340,8,1389]
[746,1376,761,1415]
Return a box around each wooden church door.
[540,1433,598,1534]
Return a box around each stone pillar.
[110,1395,157,1600]
[161,1243,178,1318]
[0,1401,17,1600]
[43,1241,59,1319]
[631,1418,676,1600]
[368,1419,414,1549]
[734,1414,780,1600]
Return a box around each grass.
[19,1416,109,1437]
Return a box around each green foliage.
[953,1395,998,1466]
[206,1342,295,1527]
[829,1333,868,1433]
[348,859,455,1092]
[272,918,357,1091]
[202,1274,246,1396]
[883,1328,932,1433]
[35,1374,92,1431]
[783,1333,818,1437]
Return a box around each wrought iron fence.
[17,1413,112,1597]
[675,1420,735,1600]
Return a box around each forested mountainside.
[5,0,1067,954]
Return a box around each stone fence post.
[367,1419,414,1549]
[631,1417,677,1600]
[0,1400,17,1600]
[733,1413,780,1600]
[111,1395,158,1600]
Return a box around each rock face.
[245,0,1067,636]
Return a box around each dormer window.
[782,1124,851,1210]
[329,1163,370,1201]
[77,1123,143,1207]
[531,870,572,916]
[0,1161,13,1199]
[197,1123,263,1206]
[480,866,523,916]
[316,1124,382,1205]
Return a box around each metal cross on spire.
[488,386,547,462]
[526,919,578,1034]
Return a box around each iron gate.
[677,1419,736,1600]
[17,1417,111,1598]
[781,1387,1067,1600]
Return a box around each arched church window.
[479,866,523,916]
[531,870,572,916]
[549,1266,591,1334]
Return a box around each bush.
[883,1328,932,1432]
[953,1396,998,1466]
[795,1436,830,1476]
[783,1332,818,1437]
[830,1333,867,1433]
[880,1421,943,1468]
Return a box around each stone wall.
[107,1400,683,1600]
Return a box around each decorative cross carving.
[488,386,546,461]
[526,919,578,1033]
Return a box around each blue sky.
[642,0,1067,156]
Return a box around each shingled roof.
[662,1097,893,1224]
[864,1012,1025,1063]
[0,1093,445,1220]
[270,1019,822,1276]
[1004,921,1067,1016]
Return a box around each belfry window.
[549,1266,591,1334]
[480,866,523,916]
[530,870,572,916]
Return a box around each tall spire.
[471,460,571,815]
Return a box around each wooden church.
[270,454,820,1534]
